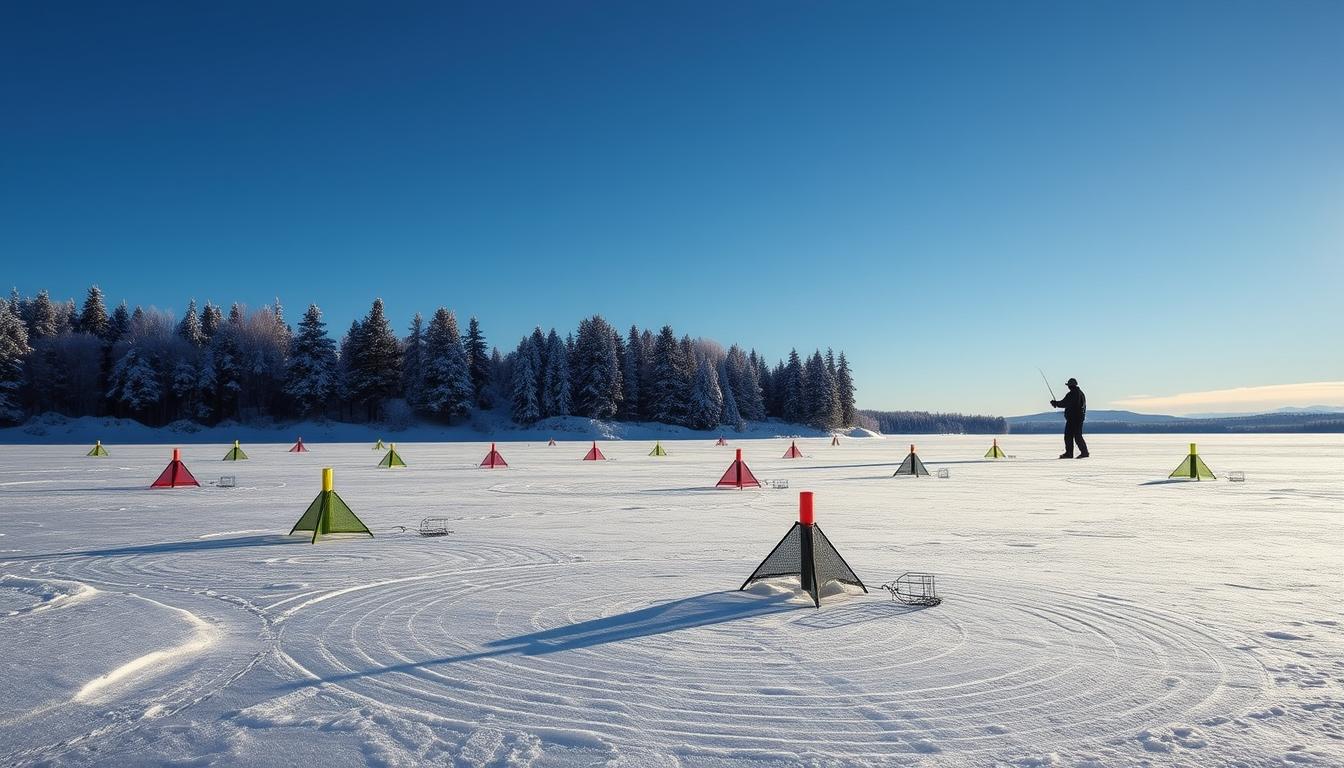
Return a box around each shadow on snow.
[294,590,805,687]
[10,534,301,560]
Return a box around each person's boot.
[1076,452,1089,459]
[1059,452,1073,459]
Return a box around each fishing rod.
[1038,368,1058,401]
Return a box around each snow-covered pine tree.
[105,301,130,345]
[487,346,506,408]
[720,364,745,431]
[621,325,642,420]
[530,326,548,412]
[348,298,403,420]
[543,329,572,417]
[402,312,425,410]
[687,355,723,430]
[26,290,60,341]
[676,336,698,424]
[336,320,361,419]
[648,325,688,425]
[638,329,655,420]
[200,302,221,341]
[209,320,243,420]
[724,345,765,421]
[178,300,204,347]
[0,301,30,424]
[465,316,491,407]
[782,349,806,424]
[78,286,109,339]
[611,329,627,418]
[421,308,474,421]
[108,346,162,417]
[804,350,839,429]
[284,304,339,418]
[510,336,541,424]
[836,351,856,427]
[571,315,620,419]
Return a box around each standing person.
[1050,377,1088,459]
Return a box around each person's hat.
[1066,377,1078,386]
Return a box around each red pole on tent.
[798,491,815,594]
[736,448,743,486]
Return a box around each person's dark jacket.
[1052,388,1086,421]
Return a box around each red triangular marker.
[480,442,509,468]
[717,449,760,489]
[151,449,200,488]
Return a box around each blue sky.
[2,2,1340,416]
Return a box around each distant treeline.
[1009,414,1344,434]
[0,286,858,433]
[858,409,1008,435]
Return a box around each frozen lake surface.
[1,434,1340,767]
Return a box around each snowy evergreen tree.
[78,286,109,339]
[108,347,162,416]
[346,298,402,420]
[465,316,491,407]
[720,367,745,431]
[619,325,642,421]
[420,308,473,421]
[510,336,541,424]
[200,302,221,340]
[529,326,548,413]
[724,345,765,421]
[804,350,839,429]
[638,329,656,420]
[178,299,204,347]
[571,315,621,419]
[402,313,425,409]
[542,329,572,417]
[284,304,339,418]
[0,301,30,424]
[781,349,806,424]
[836,351,856,427]
[209,321,243,420]
[336,320,361,416]
[485,346,506,409]
[107,301,131,344]
[648,325,689,425]
[687,356,724,430]
[26,290,60,341]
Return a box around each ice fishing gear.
[1038,368,1058,401]
[880,572,941,607]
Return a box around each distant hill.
[1010,409,1179,425]
[1007,409,1344,434]
[1187,405,1344,418]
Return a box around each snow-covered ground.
[0,434,1340,767]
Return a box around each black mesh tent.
[893,444,930,477]
[741,492,866,607]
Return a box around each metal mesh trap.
[880,572,941,606]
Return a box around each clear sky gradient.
[2,2,1340,416]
